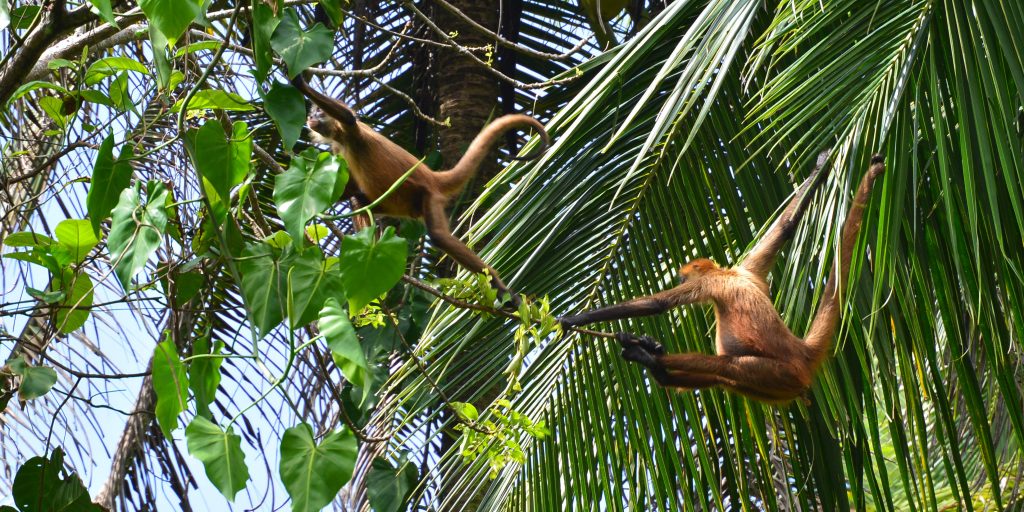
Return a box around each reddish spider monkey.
[291,76,550,303]
[560,152,886,403]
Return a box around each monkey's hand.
[615,332,665,355]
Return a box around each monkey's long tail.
[436,114,550,196]
[803,155,885,368]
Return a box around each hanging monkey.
[560,153,885,403]
[291,75,550,303]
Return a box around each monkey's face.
[307,107,341,143]
[677,258,718,283]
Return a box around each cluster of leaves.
[452,399,551,480]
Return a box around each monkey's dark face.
[678,258,718,283]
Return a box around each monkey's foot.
[615,332,665,355]
[558,315,581,329]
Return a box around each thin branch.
[399,275,616,340]
[427,0,590,61]
[1,142,91,186]
[402,1,583,90]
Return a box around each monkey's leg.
[741,149,832,278]
[423,196,516,302]
[620,345,735,390]
[657,353,811,402]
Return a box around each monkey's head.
[306,107,342,145]
[677,258,718,283]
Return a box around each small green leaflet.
[319,298,366,388]
[138,0,201,46]
[8,356,58,400]
[11,448,102,511]
[264,82,306,151]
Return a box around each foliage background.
[1,0,1022,510]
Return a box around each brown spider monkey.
[560,152,886,403]
[291,75,550,303]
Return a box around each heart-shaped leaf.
[188,336,222,419]
[107,181,168,287]
[274,149,343,248]
[11,448,101,512]
[271,9,334,78]
[51,269,93,333]
[186,416,249,501]
[366,455,417,512]
[279,423,357,512]
[8,356,57,400]
[338,226,407,313]
[54,219,98,264]
[238,242,284,337]
[283,246,343,328]
[138,0,201,46]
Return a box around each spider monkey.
[560,152,886,403]
[291,75,550,303]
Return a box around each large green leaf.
[279,423,357,512]
[138,0,201,46]
[338,226,406,313]
[185,416,249,501]
[366,456,417,512]
[274,149,344,248]
[251,0,281,83]
[264,81,306,151]
[152,332,188,437]
[238,242,284,337]
[172,90,254,112]
[86,136,134,235]
[188,120,250,216]
[54,219,98,264]
[51,269,94,333]
[282,246,343,328]
[319,297,366,388]
[84,57,147,86]
[107,181,169,287]
[11,448,101,511]
[271,9,334,78]
[188,336,222,419]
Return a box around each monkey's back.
[711,270,805,360]
[345,126,437,218]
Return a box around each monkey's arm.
[740,150,832,278]
[291,75,358,126]
[560,282,704,328]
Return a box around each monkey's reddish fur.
[562,153,885,403]
[292,76,549,299]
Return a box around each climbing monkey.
[561,153,886,403]
[292,76,550,303]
